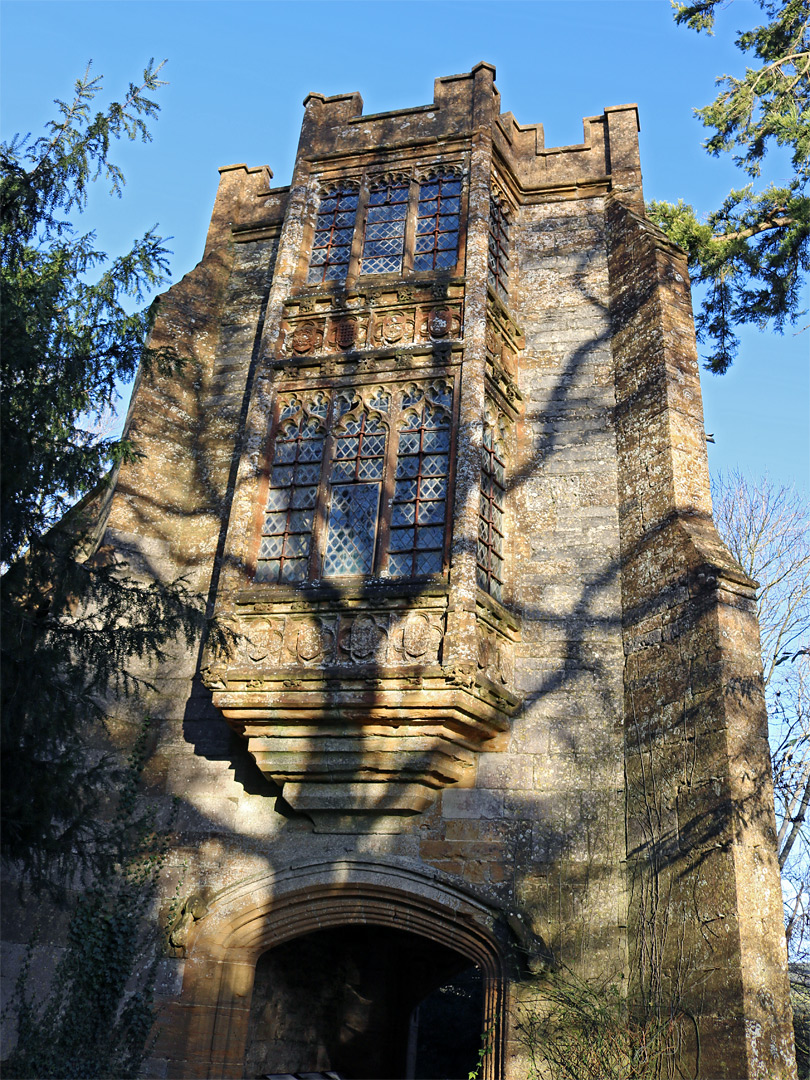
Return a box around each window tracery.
[255,380,455,584]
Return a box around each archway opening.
[244,924,484,1080]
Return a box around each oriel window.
[255,381,455,584]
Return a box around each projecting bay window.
[305,170,463,285]
[255,381,455,584]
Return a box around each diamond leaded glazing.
[256,394,328,583]
[414,172,462,272]
[361,181,410,275]
[389,390,452,578]
[255,383,455,583]
[308,186,359,285]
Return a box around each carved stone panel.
[417,305,462,342]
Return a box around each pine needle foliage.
[647,0,809,373]
[2,725,174,1080]
[0,64,222,893]
[0,59,176,565]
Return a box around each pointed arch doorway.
[246,923,484,1079]
[169,861,507,1080]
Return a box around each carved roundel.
[295,622,330,663]
[291,323,321,355]
[402,614,430,658]
[349,615,387,661]
[335,318,357,350]
[428,308,453,339]
[382,313,406,344]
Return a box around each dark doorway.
[244,924,484,1080]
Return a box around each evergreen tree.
[2,725,175,1080]
[0,64,210,891]
[648,0,809,373]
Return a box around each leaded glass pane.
[416,550,442,575]
[390,528,415,551]
[323,484,380,575]
[388,553,412,578]
[255,561,280,583]
[271,466,293,487]
[281,559,308,583]
[396,455,419,478]
[361,182,409,276]
[392,503,416,525]
[414,171,461,272]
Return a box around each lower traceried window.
[256,381,454,584]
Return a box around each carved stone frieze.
[290,320,325,355]
[234,605,446,670]
[390,610,444,664]
[418,306,461,341]
[278,297,464,361]
[285,616,337,665]
[327,314,369,351]
[369,309,415,348]
[203,588,519,831]
[477,623,514,686]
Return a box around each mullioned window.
[256,381,455,584]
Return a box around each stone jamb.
[169,861,508,1079]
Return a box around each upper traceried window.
[360,179,410,276]
[488,193,511,303]
[414,172,462,272]
[477,405,509,603]
[305,170,464,286]
[255,381,455,584]
[307,185,359,285]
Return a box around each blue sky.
[2,0,807,490]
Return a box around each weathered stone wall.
[2,65,796,1080]
[607,196,795,1078]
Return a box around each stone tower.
[40,64,796,1078]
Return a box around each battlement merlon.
[295,63,641,200]
[204,163,289,258]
